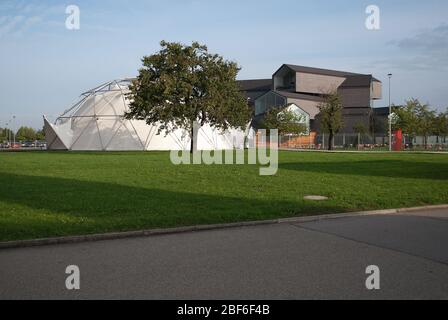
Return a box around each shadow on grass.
[279,160,448,180]
[0,172,348,240]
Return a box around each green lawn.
[1,151,447,241]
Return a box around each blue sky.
[1,0,448,129]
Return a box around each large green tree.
[260,106,307,136]
[318,91,343,150]
[125,41,250,152]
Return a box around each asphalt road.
[1,209,448,299]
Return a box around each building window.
[255,92,286,115]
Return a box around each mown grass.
[0,150,447,241]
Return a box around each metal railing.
[278,133,448,151]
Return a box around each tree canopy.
[353,122,368,135]
[15,126,37,141]
[260,106,307,136]
[36,128,45,140]
[125,41,250,152]
[434,109,448,138]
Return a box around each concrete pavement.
[1,208,448,299]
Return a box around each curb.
[0,219,277,250]
[1,204,447,250]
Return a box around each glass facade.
[255,91,287,115]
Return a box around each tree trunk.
[190,126,194,154]
[328,131,333,150]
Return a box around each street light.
[5,122,9,146]
[388,73,392,151]
[5,115,16,148]
[12,115,16,146]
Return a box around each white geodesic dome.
[44,79,248,151]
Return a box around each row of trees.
[393,99,448,147]
[306,93,448,150]
[0,126,45,142]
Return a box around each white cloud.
[393,24,448,51]
[13,16,43,36]
[375,24,448,72]
[384,24,448,71]
[0,2,64,38]
[0,15,25,37]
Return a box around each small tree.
[353,122,368,145]
[415,101,436,149]
[394,99,420,145]
[318,91,343,150]
[125,41,250,153]
[260,106,307,136]
[433,109,448,144]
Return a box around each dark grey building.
[238,64,383,134]
[237,79,272,108]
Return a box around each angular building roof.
[340,75,375,88]
[237,79,272,91]
[276,64,381,83]
[283,64,359,77]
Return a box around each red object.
[394,129,403,151]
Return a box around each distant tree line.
[0,126,45,142]
[392,99,448,147]
[307,93,448,150]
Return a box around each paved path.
[1,209,448,299]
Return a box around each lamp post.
[12,115,16,147]
[388,73,392,151]
[5,115,16,148]
[5,122,9,146]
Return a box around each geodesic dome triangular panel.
[105,120,144,151]
[44,117,69,150]
[70,117,103,150]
